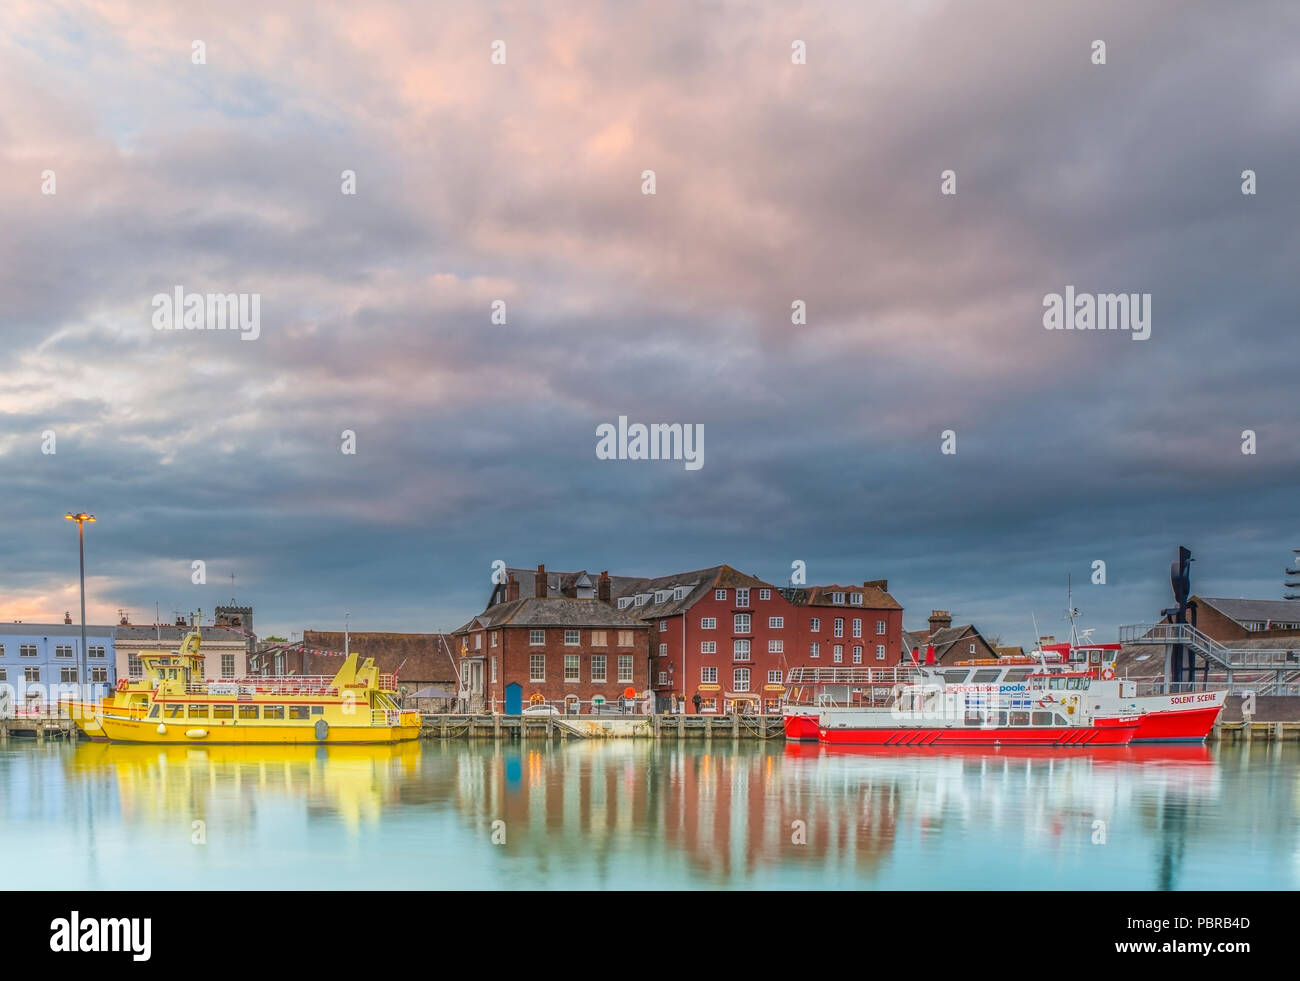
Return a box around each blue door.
[505,683,522,715]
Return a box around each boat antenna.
[1031,611,1049,670]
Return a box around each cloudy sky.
[2,0,1298,646]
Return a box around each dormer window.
[831,592,845,604]
[635,594,649,607]
[654,590,670,603]
[674,587,688,600]
[618,597,632,609]
[849,593,863,605]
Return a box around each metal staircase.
[1120,623,1300,693]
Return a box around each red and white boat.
[784,638,1226,746]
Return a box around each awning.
[409,685,455,699]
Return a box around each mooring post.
[493,714,501,742]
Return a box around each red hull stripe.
[817,725,1136,746]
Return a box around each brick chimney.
[506,573,520,603]
[929,610,952,633]
[598,571,611,603]
[64,610,72,624]
[535,564,547,599]
[864,579,888,592]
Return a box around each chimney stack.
[598,571,611,603]
[535,564,547,599]
[64,611,72,624]
[929,610,952,633]
[864,579,888,592]
[506,573,520,603]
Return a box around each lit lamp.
[65,513,96,703]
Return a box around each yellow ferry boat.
[62,621,421,745]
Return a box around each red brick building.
[904,610,1000,666]
[487,564,906,714]
[453,567,650,714]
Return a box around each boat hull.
[96,713,420,745]
[817,720,1138,747]
[782,712,821,742]
[1132,702,1224,742]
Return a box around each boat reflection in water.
[68,740,422,835]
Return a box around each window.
[833,645,843,663]
[89,645,106,659]
[767,670,782,684]
[1010,711,1030,727]
[564,629,580,646]
[658,671,667,686]
[972,669,1001,683]
[264,705,285,719]
[221,654,235,678]
[20,644,37,658]
[733,669,751,692]
[701,640,716,654]
[715,589,727,601]
[490,632,498,647]
[969,643,977,654]
[60,666,78,683]
[238,705,259,719]
[474,634,482,649]
[24,666,40,682]
[852,646,862,664]
[876,645,886,660]
[831,592,845,604]
[525,629,545,647]
[617,630,634,647]
[852,619,862,637]
[655,591,669,603]
[661,621,670,632]
[618,655,634,683]
[700,617,716,630]
[565,655,580,682]
[733,639,751,662]
[736,588,750,607]
[164,704,183,718]
[759,588,771,601]
[877,620,887,635]
[214,705,235,719]
[491,657,498,683]
[283,705,307,719]
[635,594,648,606]
[659,643,667,656]
[590,630,607,646]
[698,696,717,713]
[530,654,546,682]
[733,614,751,634]
[55,644,73,659]
[1032,711,1055,726]
[701,666,718,684]
[0,644,4,657]
[618,597,632,610]
[850,593,863,605]
[810,642,820,659]
[809,617,820,632]
[768,639,783,653]
[769,616,784,629]
[674,587,687,600]
[591,655,607,682]
[90,667,107,683]
[128,654,142,678]
[0,669,6,682]
[833,618,844,637]
[188,704,209,718]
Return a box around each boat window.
[238,705,259,719]
[1090,651,1101,664]
[1080,678,1091,689]
[1066,678,1081,690]
[187,704,209,718]
[289,706,310,720]
[311,706,324,715]
[1002,669,1032,682]
[1010,711,1030,726]
[1050,678,1065,690]
[964,711,984,726]
[263,705,285,720]
[165,704,183,718]
[147,703,159,718]
[942,670,970,683]
[167,669,178,680]
[1031,711,1055,726]
[993,711,1008,727]
[972,669,1001,683]
[213,705,234,719]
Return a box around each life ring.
[1101,667,1115,680]
[116,678,128,692]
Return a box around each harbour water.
[2,739,1297,890]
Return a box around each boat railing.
[182,679,341,696]
[371,708,401,726]
[378,673,397,691]
[784,665,921,686]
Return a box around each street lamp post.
[65,513,95,705]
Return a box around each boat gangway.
[1119,623,1300,695]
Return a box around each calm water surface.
[2,739,1298,889]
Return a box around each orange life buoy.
[116,678,128,692]
[1101,666,1115,680]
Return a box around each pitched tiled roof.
[1195,597,1300,626]
[457,597,649,632]
[302,630,459,683]
[116,624,247,642]
[783,583,902,610]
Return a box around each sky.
[1,0,1298,647]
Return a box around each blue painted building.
[0,621,116,715]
